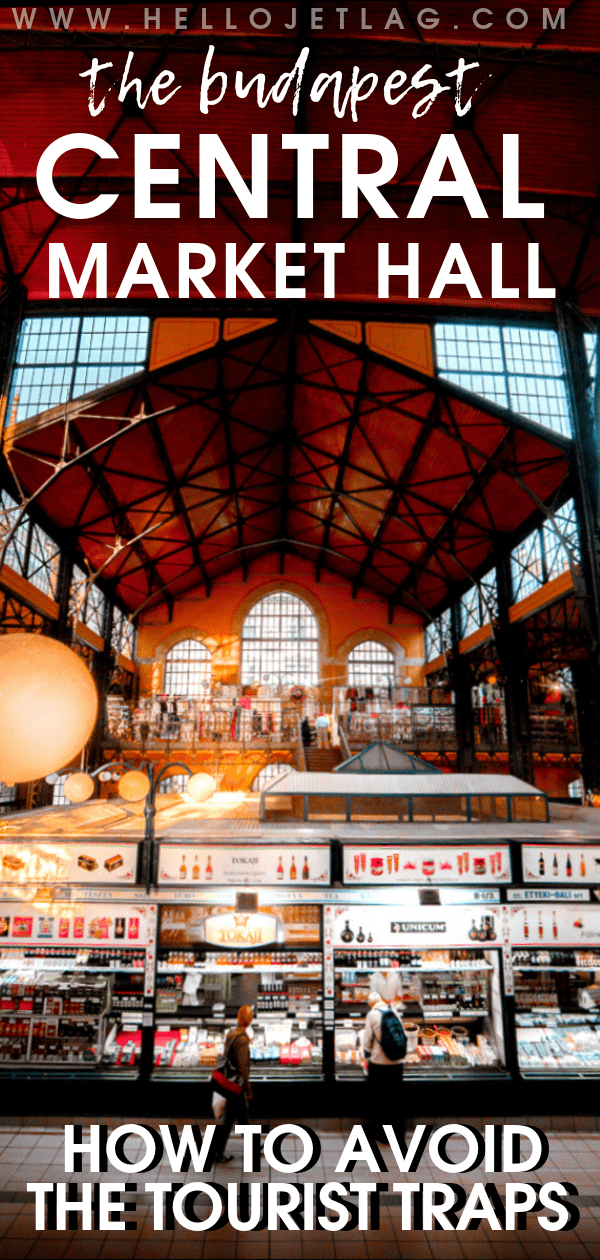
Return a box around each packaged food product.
[78,855,98,872]
[2,855,24,871]
[104,855,124,873]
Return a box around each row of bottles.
[522,911,558,940]
[277,855,310,880]
[256,979,289,1013]
[159,950,321,968]
[537,852,586,877]
[468,917,496,942]
[176,855,311,880]
[335,949,488,969]
[513,949,600,968]
[422,977,486,1011]
[0,948,145,968]
[179,854,212,880]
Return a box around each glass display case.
[334,945,506,1079]
[155,902,324,1080]
[0,944,146,1073]
[514,947,600,1076]
[154,946,323,1078]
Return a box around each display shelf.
[335,967,494,977]
[514,965,597,972]
[157,964,322,975]
[0,1012,105,1022]
[0,963,143,973]
[336,1008,488,1020]
[335,962,493,975]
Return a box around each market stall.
[510,842,600,1077]
[153,840,329,1080]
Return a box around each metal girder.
[315,349,367,583]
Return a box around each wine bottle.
[179,856,187,880]
[206,855,213,881]
[290,856,297,880]
[566,854,572,878]
[277,856,284,880]
[341,920,354,944]
[552,852,558,876]
[539,852,545,876]
[523,910,529,940]
[191,854,200,881]
[580,854,586,878]
[302,857,309,880]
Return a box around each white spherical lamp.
[0,634,97,785]
[63,772,95,803]
[186,772,216,803]
[118,771,150,802]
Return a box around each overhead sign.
[343,844,511,885]
[507,889,589,903]
[509,902,600,945]
[159,903,320,948]
[0,901,153,945]
[332,905,500,949]
[158,844,329,886]
[522,845,600,885]
[0,841,137,885]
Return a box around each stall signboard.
[509,902,600,945]
[343,844,511,885]
[158,844,329,886]
[159,903,321,947]
[204,911,279,948]
[332,905,500,949]
[0,901,153,945]
[0,841,137,885]
[522,845,600,885]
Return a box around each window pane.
[251,763,292,791]
[435,322,573,438]
[7,315,150,423]
[164,639,211,696]
[241,593,319,685]
[348,640,394,687]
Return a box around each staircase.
[304,745,342,772]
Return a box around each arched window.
[158,774,189,794]
[347,640,395,688]
[241,593,319,686]
[164,639,211,696]
[251,763,292,791]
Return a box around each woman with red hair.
[212,1005,254,1164]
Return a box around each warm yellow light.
[0,635,97,784]
[186,772,216,803]
[119,770,150,802]
[63,772,94,804]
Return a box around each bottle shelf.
[157,965,321,975]
[336,1010,488,1021]
[334,962,493,974]
[515,965,598,972]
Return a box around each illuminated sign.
[204,911,279,949]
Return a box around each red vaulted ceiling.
[4,319,573,618]
[0,1,598,309]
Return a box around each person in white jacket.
[362,977,406,1144]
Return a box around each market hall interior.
[0,0,599,1150]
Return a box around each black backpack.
[378,1007,407,1061]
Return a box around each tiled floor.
[0,1117,598,1258]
